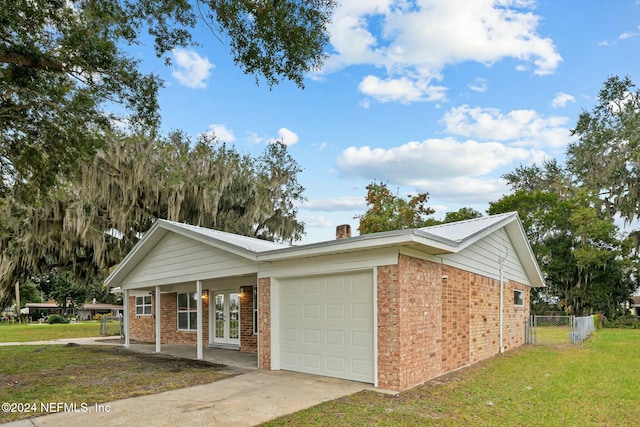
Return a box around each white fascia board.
[504,220,546,288]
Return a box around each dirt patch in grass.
[0,345,230,423]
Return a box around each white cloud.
[203,123,235,142]
[302,196,366,212]
[300,214,334,228]
[358,75,447,104]
[469,78,488,93]
[275,128,299,146]
[620,27,640,40]
[551,92,576,108]
[337,137,531,182]
[171,49,214,89]
[323,0,562,103]
[441,105,573,148]
[246,131,266,145]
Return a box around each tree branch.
[0,51,65,73]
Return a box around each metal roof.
[105,212,545,288]
[160,220,290,253]
[417,212,515,243]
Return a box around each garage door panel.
[326,304,345,319]
[279,271,374,383]
[352,359,374,376]
[326,330,345,345]
[303,304,321,319]
[282,304,299,319]
[303,329,321,344]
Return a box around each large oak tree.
[0,132,306,308]
[1,0,335,197]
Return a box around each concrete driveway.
[4,370,370,427]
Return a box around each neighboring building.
[26,301,122,320]
[25,302,63,319]
[629,296,640,316]
[76,302,123,320]
[105,212,544,391]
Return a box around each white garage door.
[279,270,374,383]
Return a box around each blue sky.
[132,0,640,244]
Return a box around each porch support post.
[155,286,161,353]
[124,290,130,348]
[196,280,203,360]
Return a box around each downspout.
[499,262,504,354]
[498,241,509,355]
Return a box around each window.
[135,296,152,316]
[514,289,524,307]
[177,292,198,330]
[253,286,258,334]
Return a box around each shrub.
[604,315,640,329]
[93,313,103,321]
[47,314,69,324]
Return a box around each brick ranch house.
[105,212,544,391]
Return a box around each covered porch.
[120,274,259,360]
[125,341,258,372]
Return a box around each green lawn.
[264,329,640,426]
[0,321,104,342]
[0,345,229,423]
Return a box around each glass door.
[213,291,240,346]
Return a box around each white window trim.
[253,286,258,335]
[177,292,198,331]
[135,295,152,316]
[514,289,525,307]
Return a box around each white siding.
[439,228,530,285]
[121,233,259,288]
[259,247,398,279]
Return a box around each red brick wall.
[377,255,445,390]
[257,278,271,369]
[127,293,209,345]
[441,265,470,374]
[128,296,154,342]
[503,281,529,351]
[469,274,499,364]
[240,285,257,352]
[377,254,530,391]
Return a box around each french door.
[212,291,240,346]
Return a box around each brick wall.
[441,265,470,374]
[128,296,154,342]
[377,254,530,391]
[257,278,271,369]
[377,255,445,390]
[127,293,209,345]
[240,285,257,352]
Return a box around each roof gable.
[106,213,544,289]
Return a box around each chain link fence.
[100,315,124,337]
[526,315,596,345]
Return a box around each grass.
[532,325,573,345]
[264,329,640,426]
[0,321,106,342]
[0,345,230,423]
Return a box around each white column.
[196,280,203,360]
[124,290,130,348]
[155,286,161,353]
